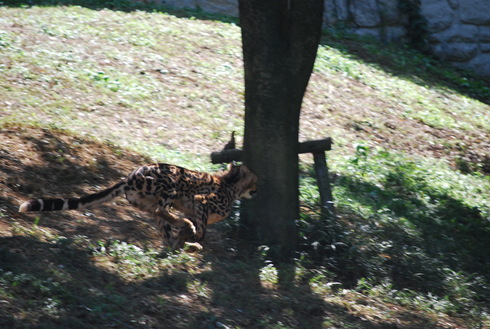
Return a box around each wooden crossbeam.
[210,137,331,164]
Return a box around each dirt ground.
[0,125,162,246]
[0,125,474,329]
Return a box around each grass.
[298,145,490,327]
[0,3,243,166]
[0,1,489,328]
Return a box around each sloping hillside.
[0,126,469,329]
[0,3,489,328]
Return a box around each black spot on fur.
[52,198,65,210]
[146,178,153,191]
[68,198,78,210]
[28,200,42,211]
[135,181,143,190]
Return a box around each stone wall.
[148,0,490,77]
[160,0,239,17]
[323,0,407,42]
[421,0,490,76]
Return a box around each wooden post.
[313,152,336,219]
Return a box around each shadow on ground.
[332,172,490,293]
[0,126,462,328]
[0,234,452,329]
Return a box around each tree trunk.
[238,0,324,262]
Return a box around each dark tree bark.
[238,0,324,262]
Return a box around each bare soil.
[1,125,159,245]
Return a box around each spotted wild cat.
[19,163,258,251]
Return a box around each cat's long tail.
[18,181,126,212]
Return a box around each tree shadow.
[311,170,490,298]
[193,228,448,329]
[0,233,452,329]
[318,30,490,106]
[1,126,158,247]
[0,235,214,328]
[199,243,330,329]
[0,127,220,328]
[1,126,473,328]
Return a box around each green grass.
[298,146,490,326]
[0,4,243,167]
[1,2,490,328]
[315,35,490,132]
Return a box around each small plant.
[259,262,278,286]
[88,71,121,92]
[90,240,163,279]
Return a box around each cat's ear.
[227,162,237,171]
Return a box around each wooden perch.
[210,137,335,218]
[211,137,332,164]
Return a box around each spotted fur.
[19,163,258,250]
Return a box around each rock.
[430,24,478,43]
[197,0,238,17]
[460,0,490,25]
[471,54,490,75]
[420,0,454,33]
[479,26,490,42]
[163,0,198,10]
[447,0,459,10]
[456,53,490,75]
[382,26,406,42]
[324,0,349,25]
[355,27,380,39]
[481,43,490,53]
[350,0,380,27]
[432,42,478,62]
